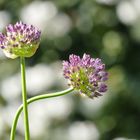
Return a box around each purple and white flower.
[0,21,41,59]
[63,54,108,98]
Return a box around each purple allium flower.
[0,21,41,59]
[63,54,108,98]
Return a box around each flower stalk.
[20,57,30,140]
[10,87,74,140]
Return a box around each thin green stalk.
[10,87,74,140]
[20,57,30,140]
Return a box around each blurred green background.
[0,0,140,140]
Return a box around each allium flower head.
[0,21,41,59]
[63,54,108,98]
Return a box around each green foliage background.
[0,0,140,140]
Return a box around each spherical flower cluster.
[63,54,108,98]
[0,21,41,59]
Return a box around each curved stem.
[10,87,74,140]
[20,57,30,140]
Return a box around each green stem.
[20,57,30,140]
[10,87,74,140]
